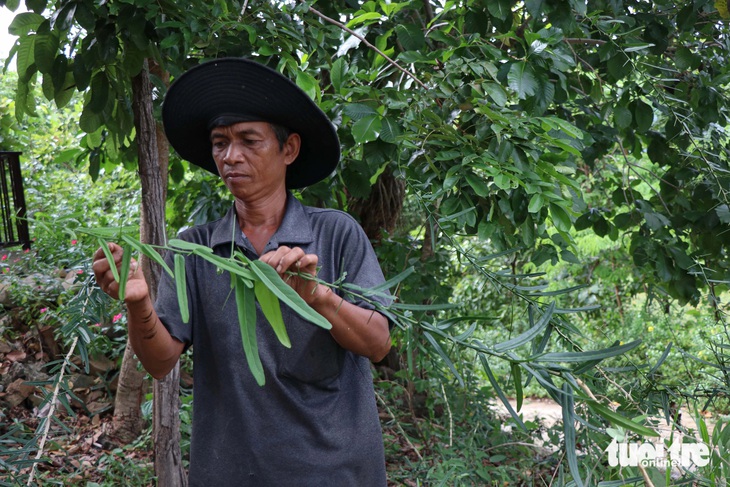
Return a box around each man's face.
[210,121,300,200]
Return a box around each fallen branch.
[27,335,79,486]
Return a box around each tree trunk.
[110,343,146,443]
[131,59,187,486]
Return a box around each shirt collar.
[209,193,314,251]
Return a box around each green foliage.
[3,0,730,483]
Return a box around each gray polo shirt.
[155,193,390,486]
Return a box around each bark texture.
[132,60,186,486]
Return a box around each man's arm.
[260,246,391,362]
[92,243,185,379]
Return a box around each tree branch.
[300,2,430,92]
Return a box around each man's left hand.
[259,246,331,306]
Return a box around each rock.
[0,378,36,408]
[88,354,116,375]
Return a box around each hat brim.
[162,58,340,189]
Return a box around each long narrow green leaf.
[97,238,120,283]
[194,249,257,280]
[120,234,173,277]
[648,342,672,375]
[479,354,527,432]
[493,302,555,353]
[248,260,331,330]
[168,238,213,253]
[117,245,132,301]
[528,284,589,297]
[254,279,290,348]
[534,340,641,363]
[586,401,659,437]
[511,362,523,412]
[561,383,584,487]
[391,302,460,311]
[235,277,264,386]
[596,479,644,486]
[370,266,415,292]
[423,331,463,386]
[174,253,189,324]
[78,225,138,238]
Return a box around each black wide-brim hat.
[162,58,340,189]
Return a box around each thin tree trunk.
[110,343,146,443]
[131,59,186,486]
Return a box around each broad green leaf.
[174,253,190,324]
[549,203,572,232]
[507,62,537,99]
[464,172,490,197]
[379,117,401,143]
[343,103,378,121]
[33,32,58,74]
[330,57,347,94]
[493,302,555,353]
[633,100,653,133]
[16,36,36,80]
[675,47,697,71]
[487,0,511,20]
[716,204,730,224]
[235,277,264,386]
[254,279,290,348]
[88,72,109,114]
[483,82,508,106]
[296,70,318,100]
[352,114,382,143]
[613,105,632,129]
[528,193,544,213]
[538,117,584,139]
[346,11,382,28]
[395,23,425,51]
[586,401,659,437]
[8,12,44,36]
[247,259,331,330]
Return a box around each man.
[92,58,392,486]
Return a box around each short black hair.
[270,123,293,151]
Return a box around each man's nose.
[222,142,243,164]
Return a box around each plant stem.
[27,335,79,486]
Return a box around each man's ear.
[283,133,301,166]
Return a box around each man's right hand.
[92,243,149,303]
